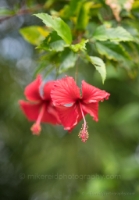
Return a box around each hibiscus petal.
[20,100,61,125]
[19,100,41,121]
[43,81,55,100]
[82,80,110,103]
[51,76,80,106]
[42,105,61,125]
[24,75,42,102]
[55,105,79,131]
[82,102,99,122]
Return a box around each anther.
[78,124,89,142]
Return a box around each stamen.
[30,104,45,135]
[78,124,89,142]
[78,103,89,142]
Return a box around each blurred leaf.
[44,0,56,9]
[20,26,49,45]
[96,41,131,61]
[132,0,139,10]
[70,39,88,52]
[59,49,78,73]
[0,8,15,16]
[93,25,134,42]
[76,2,92,30]
[34,13,72,44]
[88,56,106,83]
[39,31,66,52]
[69,0,81,16]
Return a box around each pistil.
[31,104,45,135]
[78,103,89,142]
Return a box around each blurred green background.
[0,0,139,200]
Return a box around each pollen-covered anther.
[31,123,41,135]
[78,124,89,142]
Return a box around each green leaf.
[39,31,66,52]
[76,2,92,30]
[69,0,81,15]
[132,0,139,10]
[93,25,134,42]
[34,13,72,44]
[44,0,56,9]
[88,56,106,83]
[70,39,88,52]
[0,8,15,16]
[59,49,78,73]
[96,41,131,61]
[20,26,49,45]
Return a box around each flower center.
[78,103,89,142]
[31,104,45,135]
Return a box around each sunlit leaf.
[34,13,72,44]
[88,56,106,83]
[70,39,88,52]
[132,0,139,10]
[20,26,49,45]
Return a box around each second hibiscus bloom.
[19,75,60,135]
[19,75,110,142]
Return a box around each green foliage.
[59,49,78,73]
[96,41,130,61]
[38,31,66,52]
[93,25,134,42]
[17,0,139,82]
[34,13,72,44]
[70,39,88,52]
[88,56,106,83]
[76,2,92,30]
[0,8,15,16]
[20,26,49,45]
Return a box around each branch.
[0,4,43,23]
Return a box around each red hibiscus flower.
[19,75,60,135]
[51,76,110,142]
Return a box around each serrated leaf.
[70,39,88,52]
[59,49,78,73]
[39,31,66,52]
[34,13,72,44]
[96,41,131,61]
[20,26,49,45]
[88,56,106,83]
[93,25,134,42]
